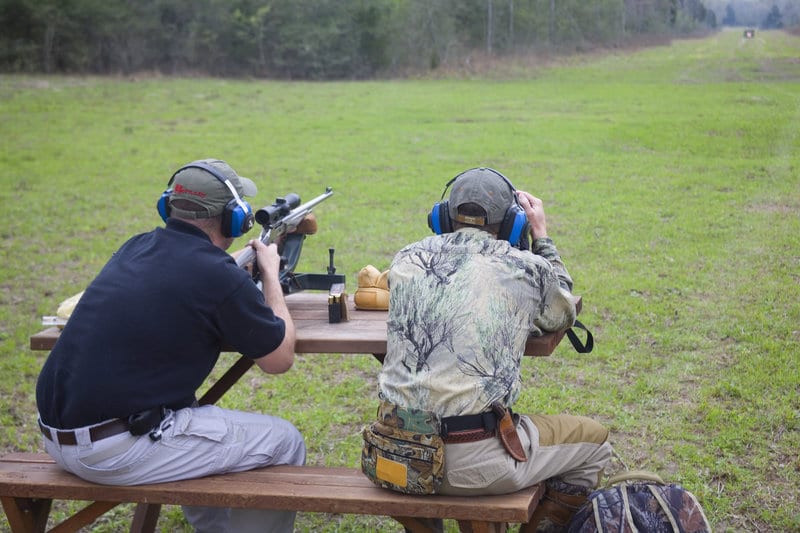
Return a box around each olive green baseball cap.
[448,167,515,225]
[169,159,257,219]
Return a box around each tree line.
[1,0,720,80]
[706,0,799,30]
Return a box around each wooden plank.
[0,456,541,524]
[1,495,51,533]
[29,327,61,351]
[30,292,581,357]
[294,319,387,355]
[49,501,118,533]
[130,502,160,533]
[0,453,56,464]
[393,516,447,532]
[456,520,507,533]
[198,357,255,406]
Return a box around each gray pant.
[439,413,611,495]
[41,404,306,532]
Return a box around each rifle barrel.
[284,188,333,223]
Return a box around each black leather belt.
[39,418,130,446]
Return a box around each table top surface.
[30,291,580,356]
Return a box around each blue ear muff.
[221,198,254,239]
[499,205,528,248]
[427,201,452,235]
[156,162,254,238]
[156,189,171,223]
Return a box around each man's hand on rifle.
[249,239,282,285]
[231,212,317,269]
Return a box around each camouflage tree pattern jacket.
[378,227,576,418]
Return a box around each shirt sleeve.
[531,238,577,333]
[533,237,573,292]
[216,277,286,359]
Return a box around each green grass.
[1,28,799,531]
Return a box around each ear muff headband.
[157,161,254,238]
[427,167,529,249]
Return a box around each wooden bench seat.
[1,452,543,533]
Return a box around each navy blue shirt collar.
[166,218,213,242]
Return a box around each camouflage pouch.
[361,401,445,495]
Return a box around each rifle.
[236,187,345,294]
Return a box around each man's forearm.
[533,237,573,292]
[262,276,294,335]
[253,274,297,373]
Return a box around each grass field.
[1,27,799,532]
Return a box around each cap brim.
[238,176,258,197]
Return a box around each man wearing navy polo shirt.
[36,159,305,532]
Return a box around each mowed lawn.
[1,28,798,532]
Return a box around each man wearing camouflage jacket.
[367,167,612,532]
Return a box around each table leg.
[199,356,255,405]
[130,502,161,533]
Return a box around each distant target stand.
[743,29,755,39]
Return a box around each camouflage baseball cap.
[169,159,257,219]
[448,167,515,225]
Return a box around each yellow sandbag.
[56,291,84,321]
[354,265,389,311]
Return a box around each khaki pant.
[41,405,306,533]
[439,413,611,495]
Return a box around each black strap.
[441,410,499,436]
[566,319,594,353]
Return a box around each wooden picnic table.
[30,291,580,405]
[31,290,582,407]
[30,291,581,358]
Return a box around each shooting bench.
[0,452,543,532]
[20,292,585,531]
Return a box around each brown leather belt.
[440,404,528,461]
[442,428,496,443]
[39,418,130,446]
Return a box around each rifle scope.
[255,193,301,226]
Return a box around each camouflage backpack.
[567,470,712,533]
